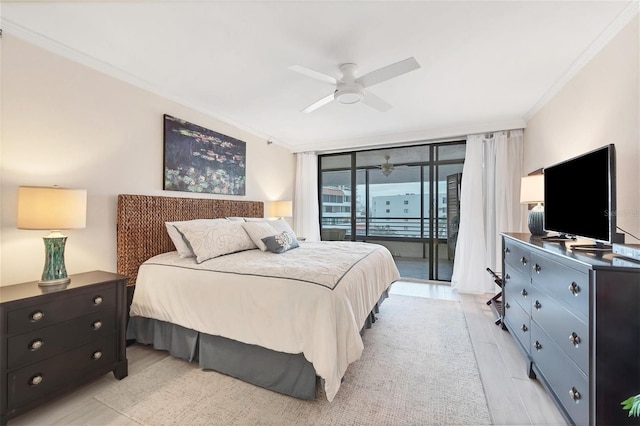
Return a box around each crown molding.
[0,18,284,148]
[290,119,527,154]
[524,1,640,121]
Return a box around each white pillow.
[174,220,257,263]
[225,217,246,222]
[243,217,267,222]
[165,218,228,258]
[242,221,278,251]
[270,218,297,239]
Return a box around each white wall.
[524,16,640,238]
[1,34,295,286]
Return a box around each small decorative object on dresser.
[0,271,129,426]
[519,175,545,236]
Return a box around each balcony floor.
[393,257,454,282]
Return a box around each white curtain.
[451,130,524,294]
[293,152,321,241]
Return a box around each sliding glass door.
[319,142,465,282]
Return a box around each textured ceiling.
[2,1,637,152]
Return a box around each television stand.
[571,243,612,252]
[541,234,576,242]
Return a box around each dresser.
[502,233,640,425]
[0,271,128,426]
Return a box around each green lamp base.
[39,232,70,287]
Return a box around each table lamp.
[269,200,293,218]
[17,186,87,286]
[520,175,545,236]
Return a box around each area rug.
[95,295,492,425]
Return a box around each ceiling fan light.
[380,154,394,176]
[335,88,364,104]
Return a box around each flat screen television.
[543,144,618,248]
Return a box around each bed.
[117,194,400,402]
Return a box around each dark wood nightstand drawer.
[530,252,589,319]
[7,311,116,370]
[1,271,128,426]
[6,335,117,408]
[6,285,116,335]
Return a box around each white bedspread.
[129,241,400,401]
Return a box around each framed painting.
[163,114,246,195]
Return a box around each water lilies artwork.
[163,114,246,195]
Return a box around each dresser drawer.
[531,287,589,375]
[7,311,116,371]
[6,285,116,335]
[530,322,589,426]
[504,240,531,274]
[6,335,117,408]
[504,297,531,353]
[530,252,589,318]
[503,265,532,314]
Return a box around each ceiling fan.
[380,155,394,177]
[289,57,421,113]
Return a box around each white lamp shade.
[268,200,293,218]
[520,175,544,204]
[18,186,87,230]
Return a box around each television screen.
[543,144,616,243]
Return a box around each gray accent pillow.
[261,231,299,254]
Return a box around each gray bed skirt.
[126,288,389,400]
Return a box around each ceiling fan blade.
[302,93,335,113]
[356,57,420,88]
[289,65,338,85]
[361,91,392,112]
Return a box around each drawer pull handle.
[534,300,542,310]
[29,374,43,386]
[505,303,510,309]
[92,351,103,360]
[534,341,542,350]
[520,324,528,332]
[93,296,103,305]
[504,274,510,282]
[569,387,581,401]
[569,332,582,346]
[92,321,103,330]
[568,282,581,295]
[504,247,511,254]
[30,310,44,322]
[533,264,541,273]
[29,339,44,351]
[520,256,528,265]
[520,289,528,297]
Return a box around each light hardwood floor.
[9,281,568,425]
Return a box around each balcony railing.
[321,216,450,239]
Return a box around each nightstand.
[0,271,128,426]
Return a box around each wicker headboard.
[116,194,264,286]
